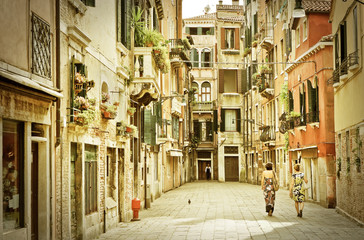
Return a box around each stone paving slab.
[98,182,364,240]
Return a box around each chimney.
[232,0,239,5]
[219,0,223,5]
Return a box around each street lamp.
[292,0,305,18]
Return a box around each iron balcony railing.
[192,101,214,111]
[169,39,191,64]
[306,111,319,123]
[259,126,276,142]
[329,50,359,84]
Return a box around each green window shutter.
[221,109,225,132]
[237,109,241,132]
[213,110,218,133]
[193,49,199,67]
[151,115,156,145]
[186,27,190,34]
[289,91,293,112]
[210,27,214,35]
[144,110,152,144]
[197,27,202,35]
[156,101,162,125]
[70,58,75,122]
[210,48,213,67]
[202,51,206,67]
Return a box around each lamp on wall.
[292,0,305,18]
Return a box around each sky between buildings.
[182,0,239,19]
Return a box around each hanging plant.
[252,40,258,48]
[102,92,110,103]
[127,107,136,115]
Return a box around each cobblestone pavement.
[98,182,364,240]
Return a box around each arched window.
[190,48,199,68]
[201,48,212,68]
[201,82,211,102]
[307,80,319,122]
[101,82,110,103]
[192,82,199,101]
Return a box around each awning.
[0,69,63,99]
[131,88,158,106]
[168,149,183,157]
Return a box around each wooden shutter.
[151,114,156,145]
[156,101,162,125]
[186,27,190,34]
[289,91,293,112]
[237,109,241,132]
[210,27,214,35]
[221,28,226,49]
[219,69,224,93]
[144,110,152,144]
[241,69,247,93]
[334,34,339,68]
[253,14,258,35]
[193,120,200,140]
[202,50,205,67]
[193,49,199,67]
[197,27,202,35]
[210,48,213,67]
[220,109,225,132]
[237,70,242,93]
[70,58,75,122]
[235,28,240,50]
[213,110,218,133]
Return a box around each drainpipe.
[144,145,147,209]
[55,0,61,238]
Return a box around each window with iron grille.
[31,13,51,78]
[224,146,238,154]
[85,144,98,215]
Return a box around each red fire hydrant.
[132,198,141,221]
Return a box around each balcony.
[192,101,214,112]
[171,98,183,116]
[169,39,191,68]
[259,22,273,51]
[260,126,276,142]
[131,47,160,105]
[329,50,360,86]
[258,76,274,99]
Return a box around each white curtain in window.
[225,110,236,131]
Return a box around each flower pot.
[126,127,133,133]
[103,111,111,118]
[146,42,153,47]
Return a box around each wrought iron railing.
[169,39,190,62]
[328,50,359,85]
[192,101,214,111]
[260,126,276,142]
[306,111,319,123]
[31,13,51,78]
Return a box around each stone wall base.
[336,206,364,227]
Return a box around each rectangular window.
[117,0,131,49]
[224,146,239,154]
[206,121,213,142]
[3,121,24,231]
[280,39,284,72]
[197,151,212,158]
[85,144,97,215]
[225,28,235,49]
[81,0,95,6]
[189,27,198,35]
[224,109,241,132]
[353,7,358,51]
[31,13,51,78]
[193,120,201,140]
[202,50,211,68]
[296,27,300,47]
[303,20,307,40]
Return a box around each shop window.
[201,82,211,102]
[3,120,24,231]
[85,144,98,215]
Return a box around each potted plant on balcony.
[74,96,90,110]
[260,64,272,74]
[182,38,191,50]
[252,40,258,48]
[74,109,96,126]
[144,28,164,47]
[243,47,251,57]
[101,92,110,103]
[131,7,146,47]
[127,107,136,115]
[101,104,117,119]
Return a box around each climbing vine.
[280,81,289,113]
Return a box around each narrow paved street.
[98,182,363,240]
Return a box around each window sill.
[309,122,319,129]
[340,74,348,82]
[222,49,240,55]
[349,64,359,71]
[296,126,306,132]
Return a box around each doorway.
[31,142,39,240]
[198,160,211,180]
[225,156,239,181]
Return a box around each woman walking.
[289,163,308,217]
[261,162,278,216]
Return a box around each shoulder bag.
[273,171,279,191]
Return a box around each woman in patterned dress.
[289,164,308,217]
[261,162,278,216]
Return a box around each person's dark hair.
[265,162,273,170]
[294,164,300,171]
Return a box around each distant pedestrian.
[289,163,308,217]
[261,162,278,216]
[205,164,211,180]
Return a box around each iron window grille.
[31,13,51,79]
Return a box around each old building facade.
[330,0,364,225]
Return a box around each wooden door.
[198,161,210,180]
[225,157,239,181]
[31,142,39,240]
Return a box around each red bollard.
[131,198,141,221]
